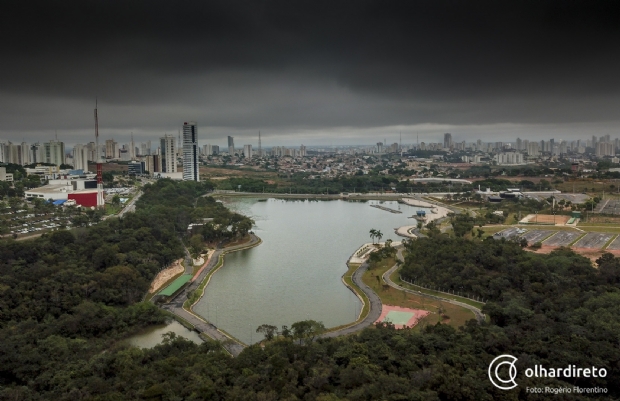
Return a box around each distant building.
[494,152,524,165]
[105,139,116,159]
[0,167,14,182]
[182,122,199,181]
[443,133,453,149]
[128,160,145,175]
[73,144,89,172]
[596,142,615,157]
[160,134,177,173]
[212,145,220,155]
[30,142,44,163]
[228,136,235,155]
[243,144,253,159]
[44,140,65,167]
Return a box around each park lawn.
[578,226,620,234]
[362,258,477,328]
[554,180,616,194]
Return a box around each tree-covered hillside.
[0,186,618,399]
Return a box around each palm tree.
[376,230,383,244]
[369,228,377,244]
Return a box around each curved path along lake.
[193,198,430,344]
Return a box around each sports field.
[521,214,569,225]
[376,305,430,329]
[159,274,192,296]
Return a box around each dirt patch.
[521,214,569,225]
[149,258,184,293]
[525,245,605,265]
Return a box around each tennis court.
[376,305,430,329]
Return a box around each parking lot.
[543,231,583,247]
[573,232,616,249]
[493,227,527,240]
[524,193,589,204]
[521,230,555,245]
[605,235,620,250]
[596,200,620,215]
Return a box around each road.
[382,247,486,323]
[118,190,142,217]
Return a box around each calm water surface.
[127,320,203,348]
[194,198,429,344]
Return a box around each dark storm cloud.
[1,0,620,143]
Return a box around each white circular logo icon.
[488,354,518,390]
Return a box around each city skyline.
[1,1,620,145]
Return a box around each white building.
[160,134,177,173]
[0,167,14,182]
[182,122,199,181]
[494,152,525,165]
[20,142,31,165]
[596,142,615,157]
[44,140,65,167]
[243,144,253,159]
[73,144,89,172]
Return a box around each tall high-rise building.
[596,142,615,157]
[443,133,453,149]
[30,143,44,163]
[20,142,31,165]
[228,136,235,155]
[182,122,199,181]
[73,144,89,172]
[202,144,213,156]
[160,134,177,173]
[516,137,522,151]
[212,145,220,155]
[6,143,19,164]
[243,144,253,159]
[105,139,117,159]
[44,140,65,167]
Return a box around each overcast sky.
[1,0,619,148]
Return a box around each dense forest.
[1,181,618,399]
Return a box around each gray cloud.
[1,0,620,146]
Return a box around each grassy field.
[391,273,485,309]
[362,258,477,328]
[554,180,618,194]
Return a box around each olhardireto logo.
[488,355,518,390]
[488,354,608,395]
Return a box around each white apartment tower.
[44,140,65,167]
[182,122,199,181]
[73,144,89,172]
[243,144,253,159]
[160,134,177,173]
